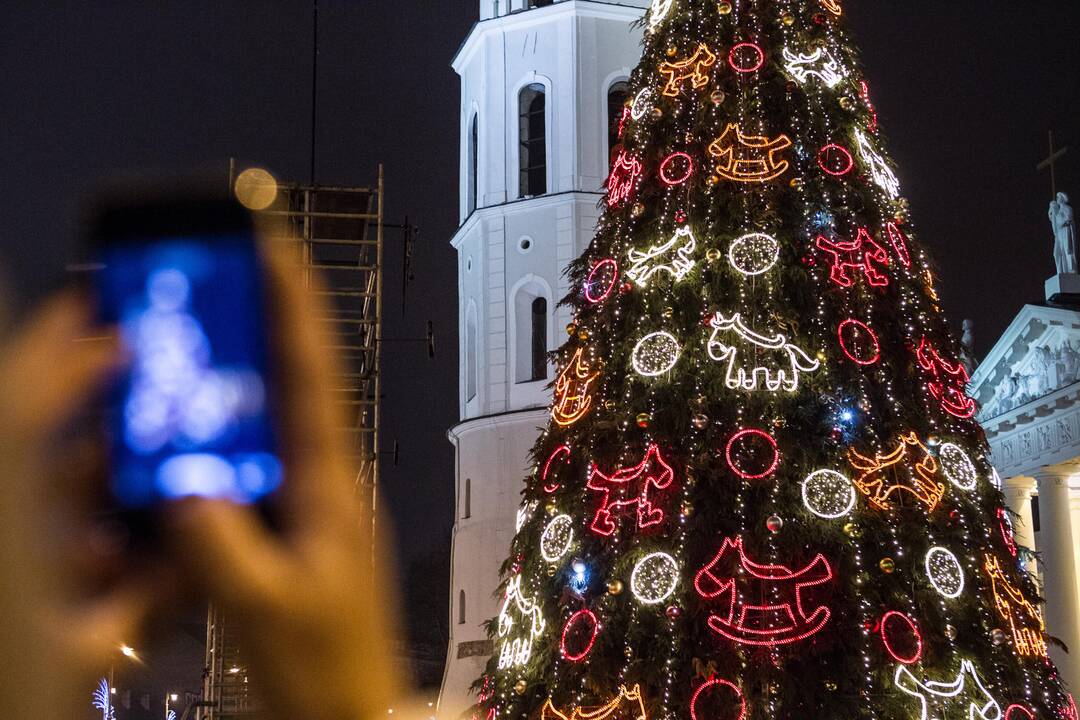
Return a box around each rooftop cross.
[1037,130,1069,198]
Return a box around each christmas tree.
[476,2,1078,720]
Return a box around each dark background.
[1,0,1077,710]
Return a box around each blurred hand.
[166,247,408,720]
[0,294,158,718]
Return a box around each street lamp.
[120,645,138,660]
[165,692,179,720]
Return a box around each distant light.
[234,167,278,211]
[840,409,855,422]
[110,688,117,695]
[229,667,241,674]
[388,709,394,715]
[120,645,138,659]
[170,694,179,702]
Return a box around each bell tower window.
[518,84,547,197]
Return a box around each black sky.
[1,0,1078,701]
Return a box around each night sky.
[1,0,1078,701]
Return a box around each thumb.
[166,500,289,612]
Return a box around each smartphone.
[91,191,282,519]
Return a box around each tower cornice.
[452,0,647,74]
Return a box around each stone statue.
[1050,192,1076,275]
[959,319,977,374]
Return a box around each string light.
[782,47,845,88]
[855,130,901,198]
[497,576,546,669]
[695,536,833,646]
[630,552,679,605]
[802,469,857,519]
[893,661,1001,720]
[817,143,854,176]
[880,611,924,665]
[587,444,675,536]
[859,80,879,132]
[708,123,793,182]
[984,554,1047,657]
[708,312,820,393]
[997,508,1018,557]
[924,546,965,599]
[584,259,619,304]
[552,348,599,427]
[727,42,765,74]
[632,331,682,377]
[690,678,746,720]
[659,152,695,186]
[815,228,890,288]
[627,226,697,287]
[848,432,945,512]
[916,338,978,419]
[541,685,647,720]
[937,443,978,491]
[607,150,643,208]
[540,514,575,563]
[560,608,600,663]
[728,232,779,276]
[837,318,881,366]
[659,43,717,97]
[725,428,781,481]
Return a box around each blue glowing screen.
[99,237,281,507]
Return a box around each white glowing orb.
[938,443,977,491]
[802,469,857,519]
[729,232,780,276]
[925,546,965,599]
[632,331,681,377]
[540,514,574,563]
[631,552,679,605]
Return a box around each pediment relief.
[970,305,1080,422]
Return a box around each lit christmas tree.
[475,2,1078,720]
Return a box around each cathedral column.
[1003,476,1038,574]
[1034,465,1080,691]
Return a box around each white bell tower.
[440,0,647,716]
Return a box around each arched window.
[607,81,630,156]
[458,590,466,624]
[513,280,550,383]
[467,113,479,214]
[466,305,478,401]
[518,84,547,198]
[531,297,548,382]
[463,478,472,519]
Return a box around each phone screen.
[97,233,281,508]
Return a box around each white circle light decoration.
[938,443,978,491]
[802,469,857,519]
[630,552,679,605]
[925,546,965,599]
[631,88,653,121]
[728,232,780,277]
[632,331,681,377]
[540,515,574,563]
[647,0,674,29]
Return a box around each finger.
[261,245,357,520]
[165,499,289,612]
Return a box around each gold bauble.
[707,174,721,186]
[879,557,896,574]
[577,329,590,341]
[706,248,722,262]
[661,306,674,319]
[782,13,795,25]
[666,46,678,57]
[839,96,854,110]
[710,89,726,105]
[631,203,646,217]
[547,564,558,577]
[651,107,663,119]
[514,680,528,695]
[607,579,624,595]
[718,1,733,15]
[843,522,862,539]
[789,177,804,189]
[566,323,578,336]
[636,412,651,428]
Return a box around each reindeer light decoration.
[607,150,643,208]
[984,554,1048,658]
[782,47,846,88]
[916,337,978,419]
[855,130,901,198]
[847,432,946,512]
[627,226,697,287]
[894,660,1002,720]
[815,227,891,288]
[542,685,649,720]
[587,444,675,536]
[707,312,820,393]
[497,575,546,669]
[659,43,717,97]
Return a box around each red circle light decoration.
[728,43,765,74]
[880,611,923,665]
[886,221,912,268]
[725,429,780,480]
[817,144,854,177]
[584,259,619,304]
[690,677,746,720]
[542,444,572,493]
[560,608,599,662]
[1005,706,1035,720]
[660,152,694,186]
[838,319,881,366]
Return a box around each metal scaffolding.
[197,168,385,720]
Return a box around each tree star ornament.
[708,312,820,393]
[924,546,965,599]
[728,232,780,276]
[802,469,857,519]
[630,552,679,604]
[540,514,574,563]
[632,331,682,376]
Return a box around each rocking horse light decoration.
[708,123,793,183]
